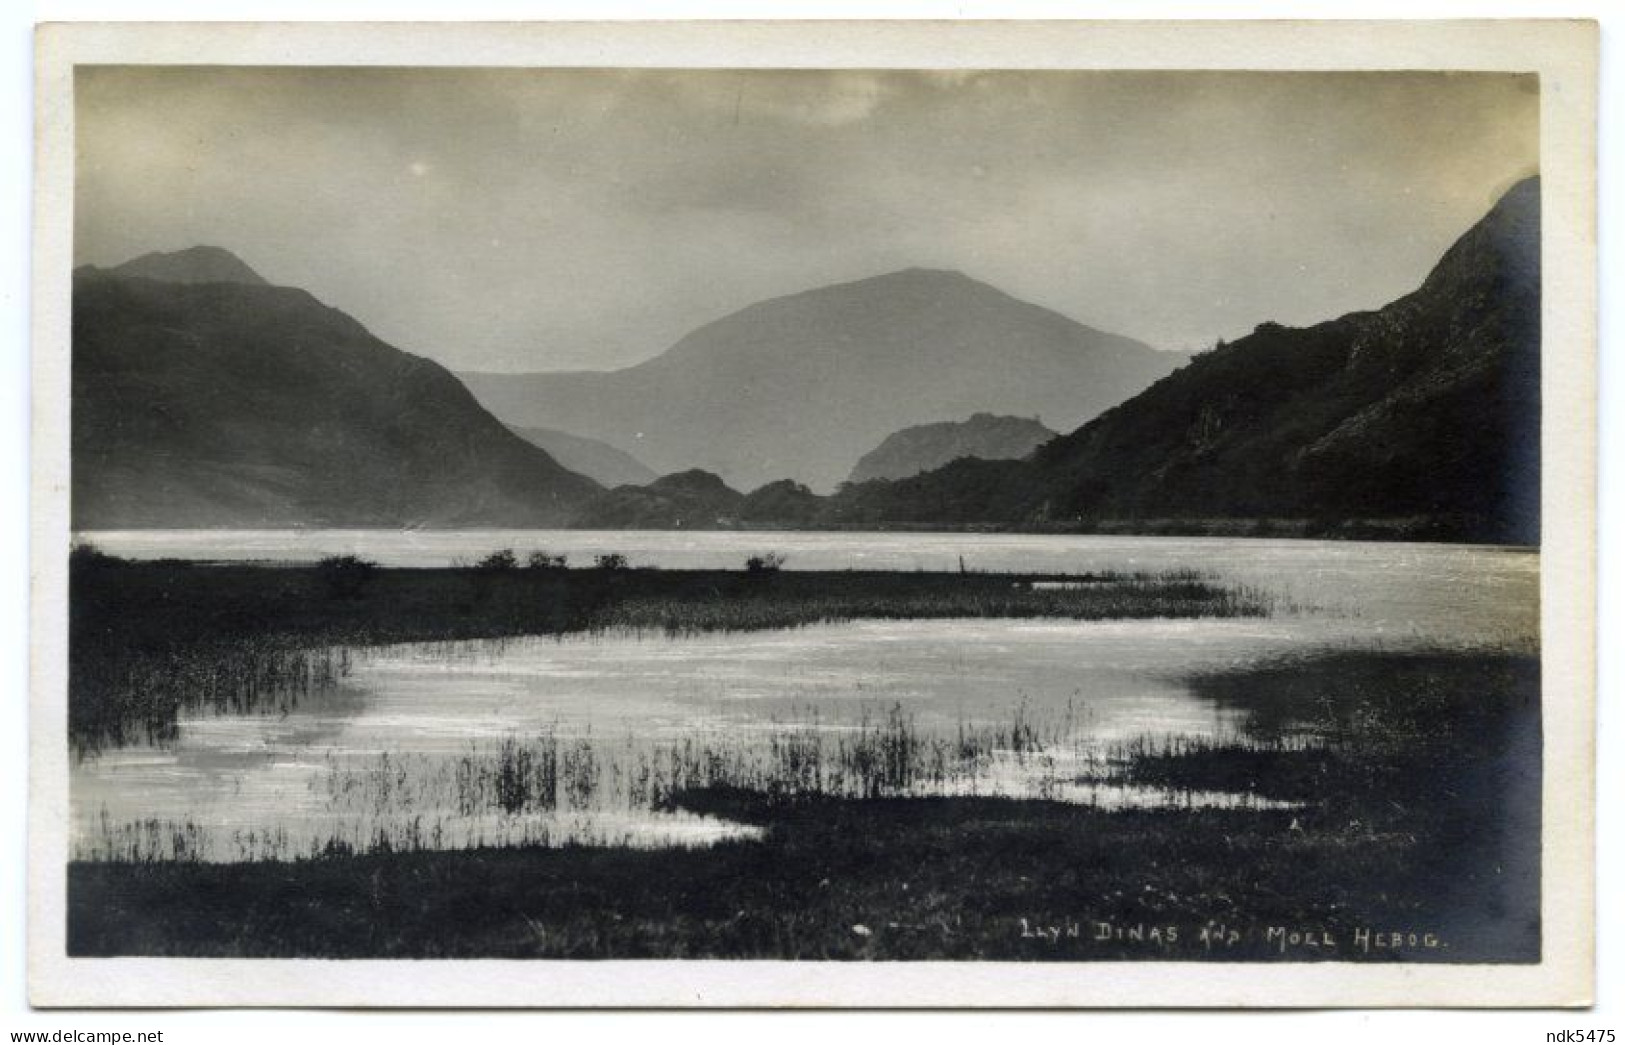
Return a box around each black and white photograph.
[22,18,1600,1012]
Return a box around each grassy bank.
[67,649,1540,962]
[618,515,1524,544]
[69,553,1267,752]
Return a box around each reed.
[70,556,1272,752]
[67,649,1541,962]
[77,697,1249,865]
[1083,650,1540,807]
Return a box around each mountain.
[739,479,824,525]
[848,412,1057,483]
[72,251,602,528]
[459,269,1184,492]
[827,178,1541,544]
[101,246,271,286]
[573,469,744,529]
[508,425,658,488]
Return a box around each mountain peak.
[1498,174,1540,209]
[73,264,601,528]
[1418,175,1539,299]
[754,267,987,305]
[647,469,741,499]
[844,267,985,293]
[888,266,974,281]
[848,412,1057,484]
[834,181,1541,544]
[462,266,1176,492]
[108,246,269,287]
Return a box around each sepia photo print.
[28,20,1598,1008]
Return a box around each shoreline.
[66,649,1541,962]
[68,555,1270,753]
[71,521,1537,548]
[64,555,1541,962]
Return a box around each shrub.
[527,551,568,570]
[745,552,787,575]
[594,553,629,571]
[316,554,379,599]
[69,541,121,569]
[476,549,518,572]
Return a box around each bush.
[69,541,121,570]
[476,549,518,572]
[316,554,379,599]
[527,551,568,570]
[594,553,629,571]
[745,552,787,575]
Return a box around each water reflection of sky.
[80,529,1538,643]
[70,536,1538,862]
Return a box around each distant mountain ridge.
[824,178,1542,544]
[574,469,744,529]
[95,246,272,286]
[508,425,659,488]
[848,413,1057,483]
[71,178,1539,542]
[460,268,1185,492]
[73,251,602,528]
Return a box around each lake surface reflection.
[70,533,1538,862]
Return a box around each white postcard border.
[28,18,1599,1009]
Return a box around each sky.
[75,67,1538,372]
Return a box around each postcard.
[29,19,1598,1008]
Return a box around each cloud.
[75,68,1537,371]
[654,70,892,127]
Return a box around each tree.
[316,554,378,599]
[477,548,518,571]
[745,552,787,574]
[527,550,568,570]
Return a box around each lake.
[69,531,1539,863]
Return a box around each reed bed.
[1077,650,1540,805]
[590,577,1271,637]
[67,647,1542,962]
[69,556,1272,753]
[75,698,1291,864]
[70,641,352,754]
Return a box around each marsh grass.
[70,640,351,753]
[75,696,1282,864]
[69,557,1269,753]
[1093,651,1542,818]
[592,579,1269,636]
[82,651,1530,865]
[68,648,1542,961]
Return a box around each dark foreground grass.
[66,792,1531,962]
[70,555,1265,752]
[67,649,1540,962]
